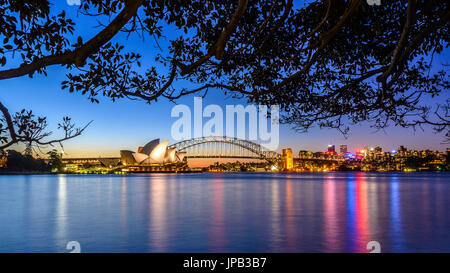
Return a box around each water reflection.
[148,178,168,252]
[367,178,378,242]
[420,179,431,234]
[355,173,370,252]
[346,174,357,251]
[56,175,68,244]
[324,176,339,252]
[120,177,128,235]
[284,179,296,252]
[209,178,225,251]
[269,179,281,251]
[389,175,403,250]
[0,173,448,253]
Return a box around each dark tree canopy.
[1,149,48,171]
[0,0,449,150]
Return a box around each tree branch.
[0,101,92,150]
[265,0,362,94]
[0,101,17,143]
[253,0,293,56]
[0,0,143,80]
[178,0,249,75]
[377,0,418,84]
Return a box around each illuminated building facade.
[340,145,347,155]
[327,145,335,153]
[0,154,6,168]
[120,139,186,166]
[281,148,294,170]
[298,150,313,159]
[324,144,338,158]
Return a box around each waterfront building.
[281,148,294,170]
[56,143,449,173]
[298,150,313,159]
[59,139,189,173]
[121,139,186,165]
[327,144,335,153]
[398,145,407,156]
[314,152,325,159]
[325,145,337,158]
[0,154,6,168]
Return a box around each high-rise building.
[325,144,337,157]
[298,150,313,159]
[327,144,336,153]
[398,145,407,152]
[398,145,407,156]
[340,145,347,155]
[281,148,294,170]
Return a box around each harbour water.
[0,172,448,252]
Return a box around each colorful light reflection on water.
[0,172,448,252]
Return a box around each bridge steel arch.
[168,136,280,162]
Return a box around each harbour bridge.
[168,136,280,163]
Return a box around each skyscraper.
[396,145,407,157]
[325,144,336,157]
[327,145,336,153]
[340,145,347,155]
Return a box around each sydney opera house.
[120,139,186,166]
[61,139,188,173]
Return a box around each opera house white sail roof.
[120,139,184,165]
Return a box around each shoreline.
[0,170,448,175]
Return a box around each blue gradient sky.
[1,2,448,157]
